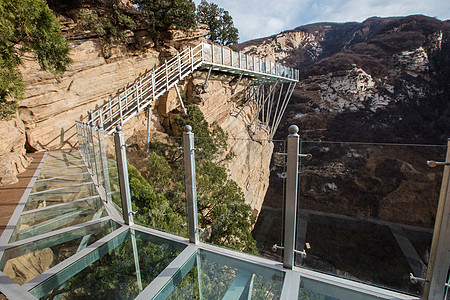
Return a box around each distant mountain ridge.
[238,15,450,144]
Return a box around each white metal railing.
[200,42,299,81]
[88,42,299,135]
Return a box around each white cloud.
[193,0,450,42]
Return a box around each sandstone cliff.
[124,71,273,215]
[2,16,273,214]
[0,114,32,185]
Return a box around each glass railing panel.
[157,249,284,299]
[31,172,91,194]
[125,134,188,237]
[0,219,118,286]
[296,141,446,295]
[92,128,106,186]
[298,277,381,300]
[24,183,99,211]
[252,139,286,262]
[213,44,221,64]
[38,165,88,180]
[101,134,121,213]
[232,50,239,67]
[30,229,186,299]
[203,43,212,62]
[192,135,273,257]
[10,197,107,242]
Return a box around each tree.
[143,105,256,253]
[196,0,238,46]
[0,0,71,120]
[80,0,137,47]
[132,0,197,41]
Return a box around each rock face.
[20,38,160,151]
[242,16,450,278]
[150,71,274,214]
[0,114,32,185]
[239,15,450,144]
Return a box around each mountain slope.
[239,15,450,144]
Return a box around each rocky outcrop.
[240,15,450,144]
[144,71,274,214]
[2,248,54,285]
[20,38,160,151]
[0,114,32,185]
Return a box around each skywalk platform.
[0,147,423,300]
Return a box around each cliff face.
[239,15,450,144]
[126,71,273,214]
[241,16,450,265]
[0,115,32,185]
[2,16,273,213]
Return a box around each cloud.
[193,0,450,42]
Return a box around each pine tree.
[0,0,71,120]
[132,0,197,41]
[196,0,239,46]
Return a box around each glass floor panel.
[31,229,186,299]
[24,183,98,211]
[38,166,88,180]
[298,277,382,300]
[41,161,86,171]
[43,153,82,165]
[156,249,285,299]
[10,197,107,242]
[0,220,118,286]
[31,173,92,194]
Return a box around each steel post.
[146,106,152,153]
[114,126,133,225]
[183,125,199,244]
[283,125,300,269]
[425,139,450,299]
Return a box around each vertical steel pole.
[98,125,112,202]
[284,125,300,269]
[146,106,152,153]
[425,139,450,299]
[183,125,199,244]
[114,126,133,225]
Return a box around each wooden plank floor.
[0,152,44,236]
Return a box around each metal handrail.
[88,41,299,135]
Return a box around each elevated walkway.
[88,42,299,137]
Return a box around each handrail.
[88,41,299,135]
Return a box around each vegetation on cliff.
[128,105,257,254]
[0,0,71,120]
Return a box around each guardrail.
[88,42,299,135]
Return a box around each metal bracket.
[272,244,307,258]
[410,273,429,284]
[427,160,450,167]
[272,244,284,252]
[294,249,307,259]
[274,152,312,160]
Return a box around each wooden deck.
[0,152,44,236]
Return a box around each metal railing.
[88,42,299,136]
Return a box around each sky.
[193,0,450,42]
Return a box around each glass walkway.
[0,133,449,299]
